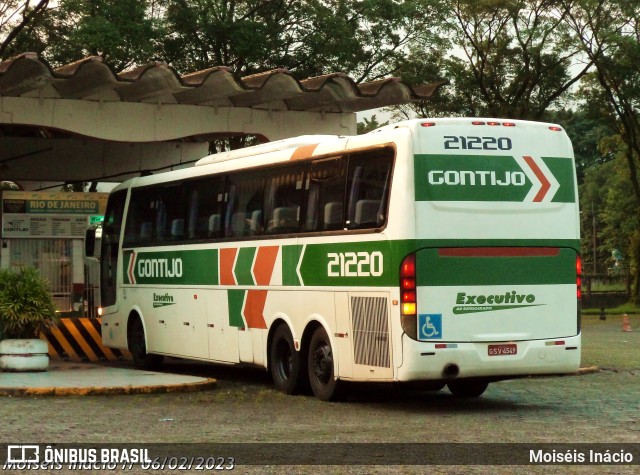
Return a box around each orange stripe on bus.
[244,290,268,329]
[253,246,279,285]
[220,248,238,285]
[290,144,319,160]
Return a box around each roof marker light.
[549,126,562,131]
[487,121,500,126]
[421,122,436,127]
[471,121,485,125]
[502,122,516,127]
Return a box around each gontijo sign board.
[1,191,108,238]
[415,154,576,203]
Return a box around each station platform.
[0,360,217,396]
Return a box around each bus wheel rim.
[312,343,332,384]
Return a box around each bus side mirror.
[85,225,100,260]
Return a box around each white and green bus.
[90,118,581,400]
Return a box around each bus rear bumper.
[396,334,581,382]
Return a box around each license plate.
[488,343,517,356]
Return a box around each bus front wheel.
[447,379,489,398]
[128,316,164,370]
[269,324,305,394]
[308,326,343,401]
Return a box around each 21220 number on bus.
[327,251,384,277]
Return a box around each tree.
[400,0,592,120]
[0,0,51,59]
[44,0,157,71]
[579,155,634,275]
[357,114,388,134]
[547,106,615,183]
[158,0,442,79]
[565,0,640,300]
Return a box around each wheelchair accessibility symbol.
[418,314,442,340]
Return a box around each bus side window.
[123,188,159,246]
[156,183,185,241]
[264,165,305,234]
[225,172,264,238]
[345,148,393,229]
[187,177,226,240]
[304,156,346,232]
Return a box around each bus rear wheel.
[308,326,343,401]
[269,324,305,394]
[128,316,164,370]
[447,379,489,398]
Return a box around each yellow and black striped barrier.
[41,317,131,362]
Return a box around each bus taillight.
[576,254,582,300]
[400,254,418,338]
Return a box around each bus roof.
[195,135,343,166]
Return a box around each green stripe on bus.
[121,239,579,288]
[543,156,576,203]
[227,289,246,328]
[124,249,218,285]
[235,247,257,285]
[415,154,531,202]
[414,154,576,203]
[282,245,303,286]
[415,238,580,250]
[297,241,396,286]
[416,248,576,286]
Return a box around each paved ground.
[0,314,638,474]
[0,360,216,396]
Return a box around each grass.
[581,314,640,371]
[582,301,640,315]
[586,282,628,292]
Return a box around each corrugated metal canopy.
[0,53,445,113]
[0,53,446,187]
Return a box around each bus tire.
[269,324,303,394]
[128,316,164,370]
[447,379,489,398]
[308,326,343,401]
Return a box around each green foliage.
[19,0,158,71]
[580,158,631,272]
[547,108,615,183]
[0,267,59,339]
[401,0,589,119]
[157,0,440,79]
[357,115,388,134]
[0,0,51,59]
[61,182,88,192]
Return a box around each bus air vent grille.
[351,296,390,368]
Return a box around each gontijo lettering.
[428,170,526,186]
[138,258,183,278]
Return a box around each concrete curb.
[0,378,217,397]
